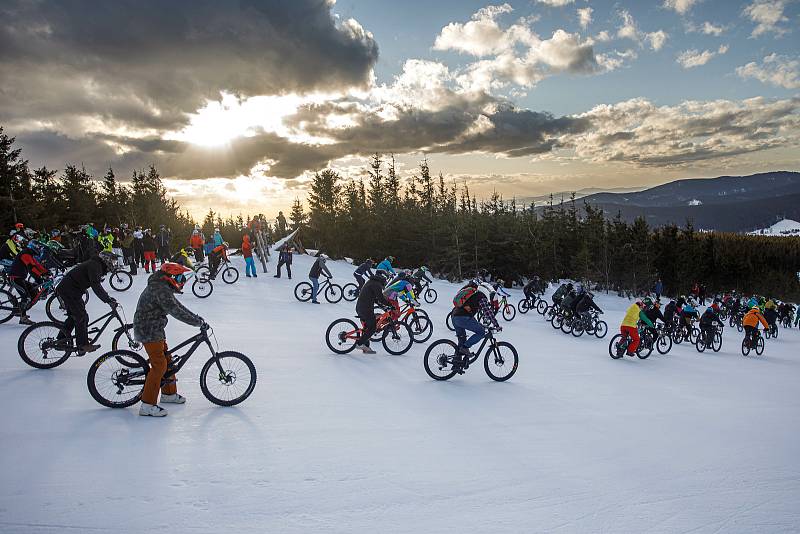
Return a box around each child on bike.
[620,301,653,357]
[133,262,205,417]
[742,305,768,349]
[451,284,501,373]
[354,270,390,354]
[55,252,119,354]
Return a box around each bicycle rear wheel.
[221,266,239,284]
[502,304,516,321]
[294,282,313,302]
[518,298,530,314]
[423,339,459,381]
[109,270,133,292]
[18,321,73,369]
[484,341,518,381]
[342,283,359,302]
[594,320,608,339]
[423,287,437,304]
[405,310,433,343]
[326,318,360,354]
[382,322,413,355]
[0,288,17,324]
[87,350,148,408]
[200,351,257,406]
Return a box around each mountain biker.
[207,242,228,279]
[55,252,119,354]
[189,228,205,263]
[620,301,653,357]
[663,298,678,330]
[763,299,778,331]
[98,228,114,253]
[552,282,572,306]
[8,242,50,324]
[523,276,543,301]
[308,253,332,304]
[680,299,700,338]
[560,288,577,317]
[134,262,205,417]
[169,247,194,269]
[451,283,501,373]
[376,256,396,275]
[575,291,603,322]
[383,273,417,320]
[641,297,663,337]
[742,305,768,349]
[353,258,374,289]
[699,304,724,346]
[0,231,25,262]
[411,266,432,296]
[242,233,256,278]
[354,269,390,354]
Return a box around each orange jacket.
[743,309,768,329]
[189,234,204,248]
[211,244,227,259]
[241,235,252,258]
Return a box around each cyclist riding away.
[133,262,205,417]
[742,305,768,350]
[699,304,724,346]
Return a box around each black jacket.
[56,256,113,304]
[309,257,331,278]
[575,294,601,314]
[644,307,664,325]
[355,260,373,275]
[664,301,677,323]
[157,230,171,248]
[356,275,388,317]
[700,309,723,327]
[142,234,157,252]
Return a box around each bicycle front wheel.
[536,300,548,314]
[45,293,68,323]
[200,351,257,406]
[192,277,213,298]
[484,341,518,382]
[87,350,149,408]
[755,336,765,355]
[109,270,133,292]
[446,311,455,331]
[0,288,17,324]
[423,339,459,381]
[656,334,672,354]
[502,304,516,322]
[221,266,239,284]
[713,331,723,352]
[18,321,72,369]
[424,287,437,304]
[382,322,413,355]
[342,283,359,302]
[405,310,433,343]
[325,283,343,303]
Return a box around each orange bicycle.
[325,307,414,355]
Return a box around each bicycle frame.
[463,328,498,364]
[48,307,128,353]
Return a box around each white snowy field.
[1,254,799,533]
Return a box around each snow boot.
[78,343,101,354]
[139,403,168,417]
[160,393,186,404]
[18,314,34,325]
[357,343,376,354]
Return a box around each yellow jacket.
[621,303,641,327]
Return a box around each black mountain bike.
[741,329,765,356]
[87,323,256,408]
[418,281,438,304]
[295,275,343,303]
[424,327,518,381]
[18,305,139,369]
[108,269,134,291]
[695,325,723,353]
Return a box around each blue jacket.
[376,259,395,274]
[213,232,223,247]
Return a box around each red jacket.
[189,234,204,248]
[241,235,253,258]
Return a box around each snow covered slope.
[748,218,800,237]
[1,255,799,532]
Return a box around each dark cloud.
[0,0,378,131]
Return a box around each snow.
[1,255,800,532]
[688,198,703,206]
[748,218,800,237]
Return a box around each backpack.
[453,287,477,308]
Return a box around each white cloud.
[433,3,516,56]
[676,45,729,68]
[663,0,700,15]
[535,0,575,6]
[577,7,593,28]
[595,30,612,42]
[701,21,725,36]
[617,10,669,51]
[743,0,790,38]
[736,53,800,88]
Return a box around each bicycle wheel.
[342,283,359,302]
[518,298,530,314]
[637,338,653,359]
[484,341,518,382]
[200,351,257,406]
[18,321,72,369]
[382,322,413,355]
[87,350,149,408]
[325,283,343,304]
[0,288,17,324]
[552,314,563,329]
[221,266,239,284]
[325,318,360,354]
[424,287,437,304]
[405,310,433,343]
[111,326,143,353]
[45,293,68,322]
[560,317,573,334]
[712,331,722,352]
[741,338,751,356]
[673,329,684,345]
[109,270,133,292]
[502,304,516,322]
[695,335,706,353]
[608,334,625,359]
[446,310,455,331]
[196,266,211,280]
[594,320,608,339]
[536,300,548,314]
[656,333,672,354]
[192,277,213,298]
[294,281,313,302]
[423,339,459,381]
[571,320,584,337]
[755,336,764,355]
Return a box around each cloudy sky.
[1,0,798,218]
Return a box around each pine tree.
[289,199,307,231]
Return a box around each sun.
[173,93,250,147]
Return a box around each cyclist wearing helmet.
[134,262,205,417]
[55,252,119,353]
[376,256,396,275]
[207,241,229,279]
[353,258,374,289]
[742,305,768,349]
[8,241,50,324]
[0,231,26,262]
[451,283,501,372]
[699,304,724,345]
[620,301,653,357]
[354,269,390,354]
[308,253,332,304]
[411,266,432,296]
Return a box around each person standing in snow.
[142,229,157,273]
[133,226,144,267]
[213,228,224,248]
[308,254,331,304]
[134,262,205,417]
[274,245,293,279]
[189,226,205,264]
[156,225,171,265]
[654,278,663,300]
[242,233,257,278]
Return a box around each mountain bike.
[494,295,516,321]
[342,282,359,302]
[295,275,343,303]
[197,257,239,284]
[0,287,18,324]
[765,322,778,339]
[518,293,546,315]
[17,304,139,369]
[741,329,764,356]
[325,307,414,355]
[695,325,723,353]
[9,274,90,322]
[108,268,133,291]
[423,327,518,382]
[608,330,648,359]
[191,270,214,298]
[672,319,699,345]
[396,301,433,343]
[87,323,256,408]
[418,281,438,304]
[568,310,608,338]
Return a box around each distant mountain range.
[542,171,800,233]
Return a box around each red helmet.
[160,262,191,291]
[14,222,24,231]
[711,303,720,312]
